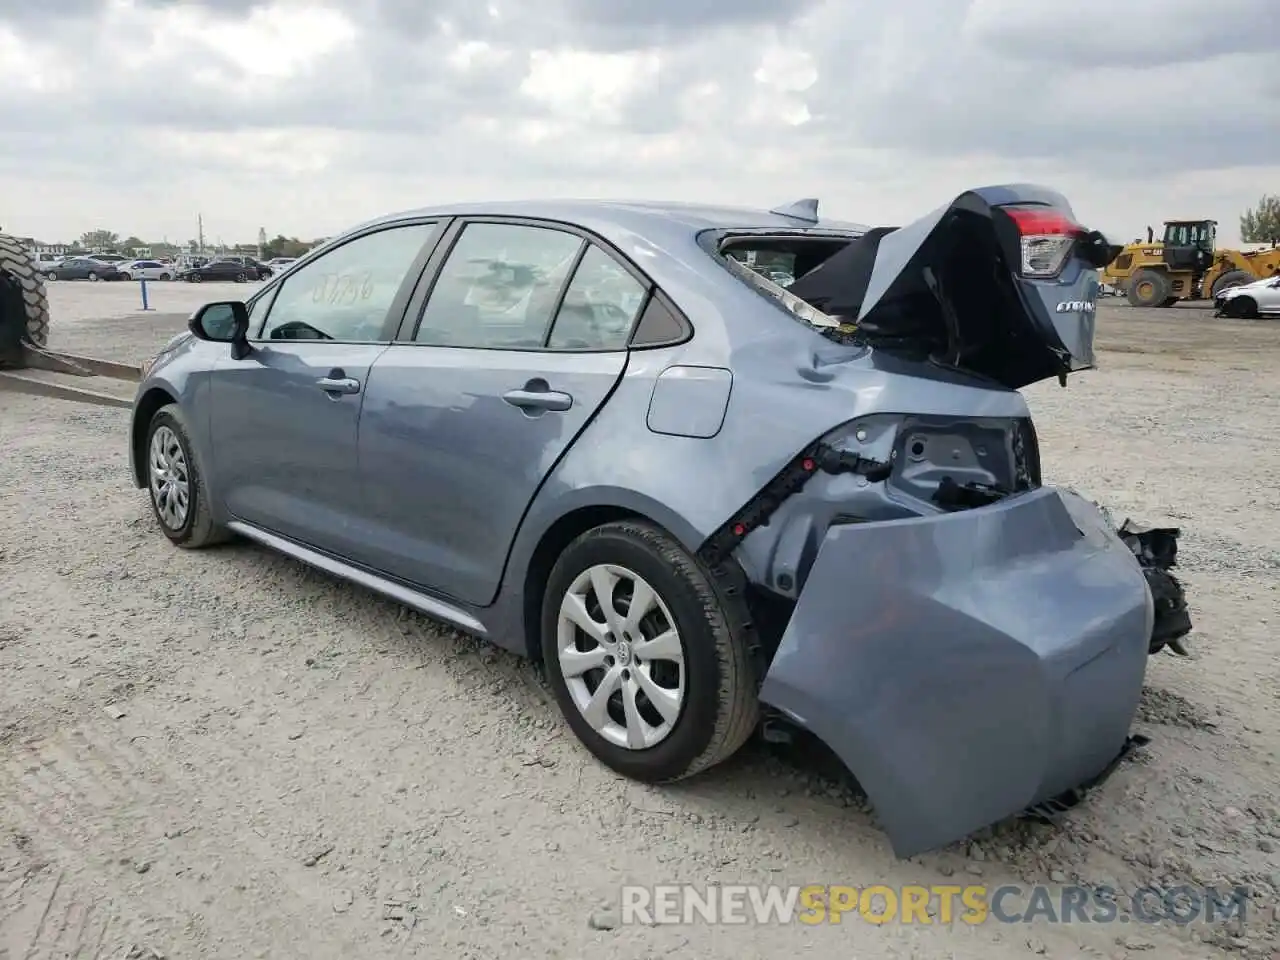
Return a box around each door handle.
[502,387,572,412]
[317,376,360,395]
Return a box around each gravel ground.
[1,283,1278,959]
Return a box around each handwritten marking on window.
[312,272,375,305]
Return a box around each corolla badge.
[1055,300,1097,314]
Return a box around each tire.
[88,271,99,282]
[144,404,230,548]
[46,271,57,282]
[190,274,203,283]
[1160,296,1179,307]
[541,520,759,782]
[235,272,247,283]
[160,273,171,281]
[1126,268,1171,307]
[1210,269,1256,299]
[1223,296,1259,320]
[0,233,52,367]
[120,273,132,281]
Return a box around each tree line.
[1239,195,1280,246]
[36,230,322,260]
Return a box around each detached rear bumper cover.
[758,487,1152,858]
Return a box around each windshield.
[1164,222,1214,250]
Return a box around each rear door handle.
[502,387,572,412]
[317,376,361,395]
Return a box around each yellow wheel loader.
[0,231,141,406]
[1101,219,1280,308]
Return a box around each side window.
[414,222,583,348]
[259,223,434,342]
[247,284,281,338]
[545,245,648,351]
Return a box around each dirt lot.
[2,283,1278,959]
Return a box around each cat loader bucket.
[0,233,141,408]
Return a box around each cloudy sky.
[2,0,1276,247]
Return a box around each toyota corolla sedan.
[128,187,1183,857]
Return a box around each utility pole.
[197,214,205,255]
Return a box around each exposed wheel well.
[521,505,642,661]
[518,504,797,671]
[131,387,176,486]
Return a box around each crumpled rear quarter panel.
[758,486,1153,858]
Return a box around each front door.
[208,220,443,557]
[355,220,650,605]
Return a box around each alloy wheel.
[148,425,190,530]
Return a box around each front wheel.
[541,520,759,782]
[235,272,248,283]
[189,274,202,283]
[145,404,229,548]
[88,272,99,282]
[1210,269,1255,299]
[45,271,57,281]
[1126,268,1170,307]
[1222,296,1259,320]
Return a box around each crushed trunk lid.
[787,184,1122,390]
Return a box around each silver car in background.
[1214,273,1280,318]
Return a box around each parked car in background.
[128,188,1170,859]
[265,257,299,274]
[87,253,129,264]
[177,259,266,283]
[44,257,123,281]
[30,252,65,272]
[1214,273,1280,319]
[118,260,175,281]
[214,255,274,280]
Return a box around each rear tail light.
[1002,205,1086,279]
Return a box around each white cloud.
[0,0,1275,247]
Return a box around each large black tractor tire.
[0,233,51,368]
[1210,269,1256,299]
[1126,268,1172,308]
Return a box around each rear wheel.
[160,273,171,281]
[0,233,51,367]
[189,274,203,283]
[45,271,57,282]
[1126,268,1171,307]
[541,520,759,782]
[1210,269,1256,298]
[235,272,248,283]
[144,404,230,548]
[88,271,99,282]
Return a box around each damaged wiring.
[696,443,892,568]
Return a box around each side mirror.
[189,301,252,359]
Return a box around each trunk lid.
[786,184,1121,390]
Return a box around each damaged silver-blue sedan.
[128,185,1192,857]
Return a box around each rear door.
[208,219,445,557]
[354,218,649,605]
